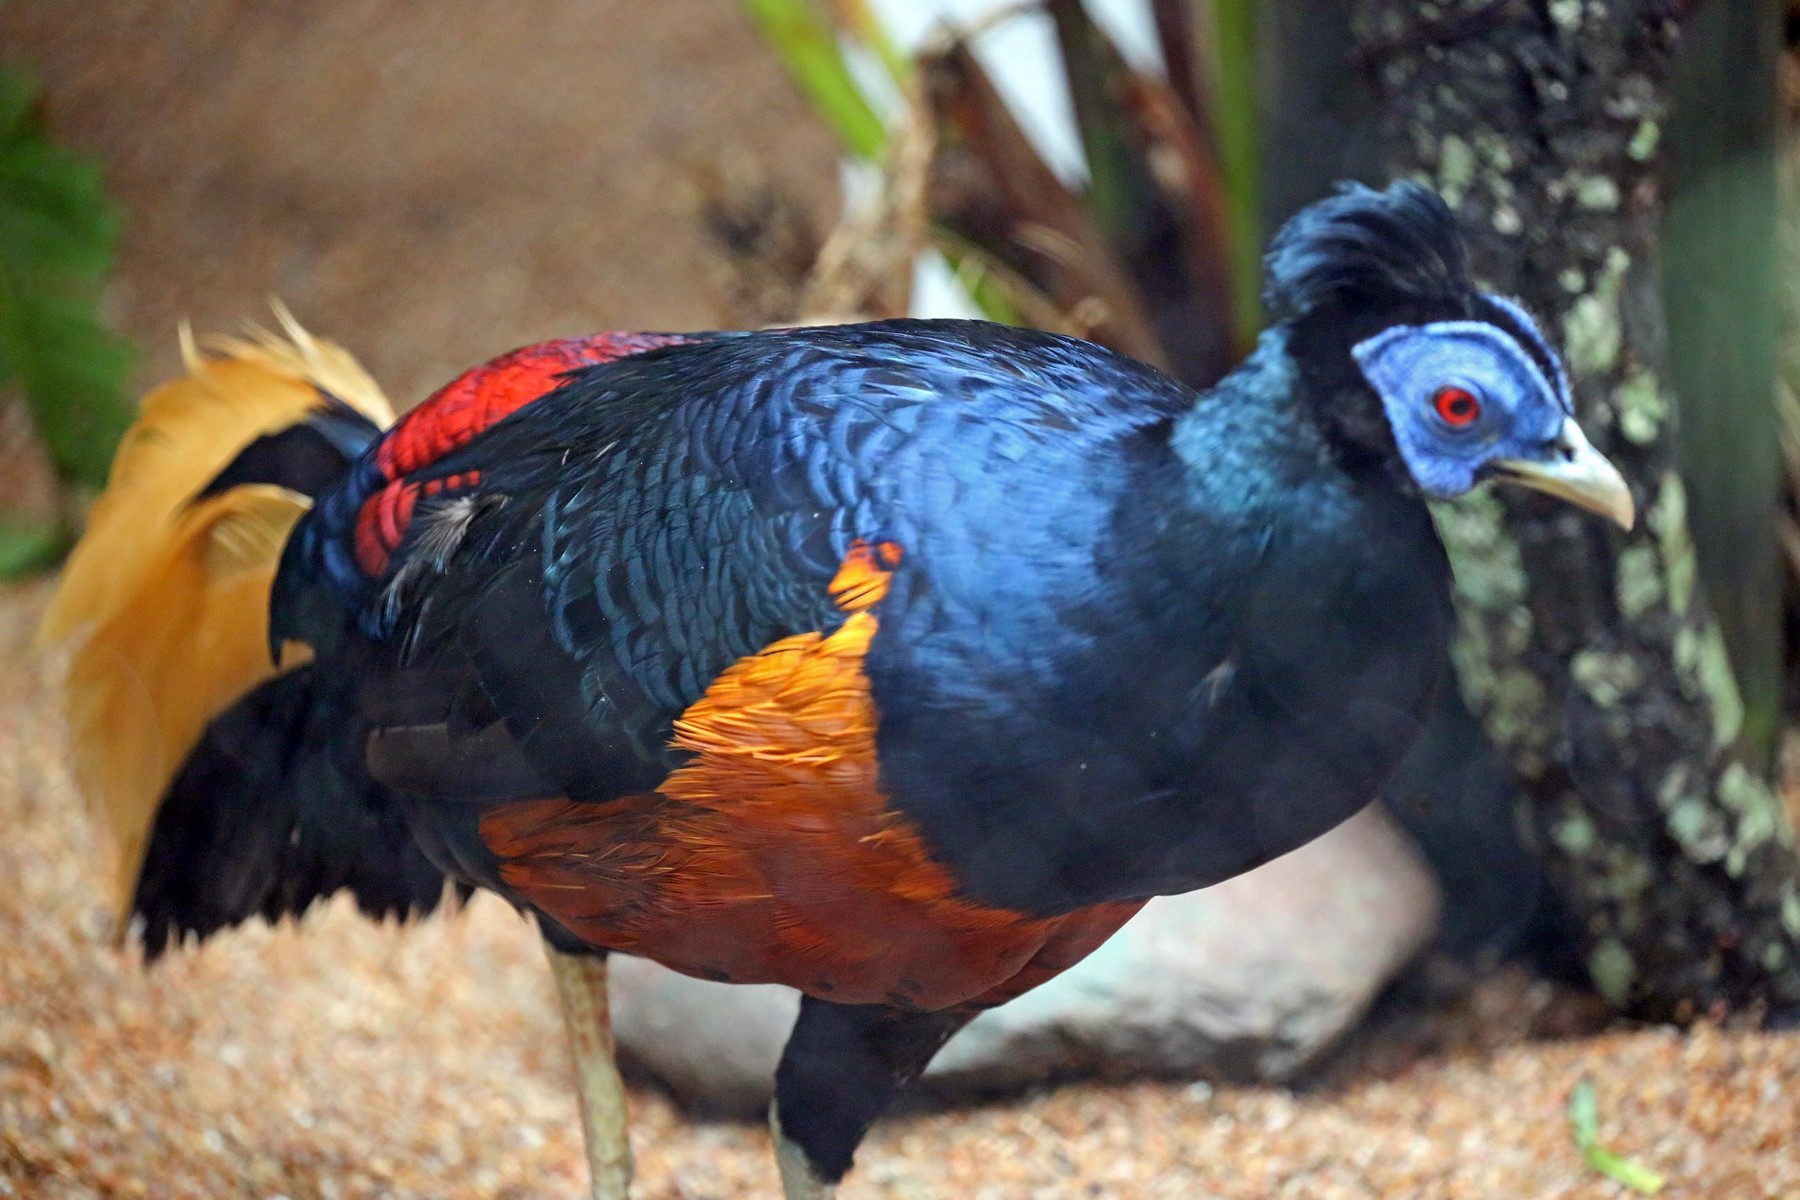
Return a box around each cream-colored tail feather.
[39,309,393,924]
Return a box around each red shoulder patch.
[377,332,698,481]
[353,332,698,577]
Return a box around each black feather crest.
[1263,181,1473,321]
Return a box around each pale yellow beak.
[1490,417,1635,530]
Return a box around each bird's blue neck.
[1150,321,1446,617]
[1168,326,1339,514]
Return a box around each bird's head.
[1265,181,1634,530]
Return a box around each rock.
[926,805,1442,1091]
[610,968,797,1117]
[609,804,1440,1114]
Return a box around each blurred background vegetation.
[0,39,132,574]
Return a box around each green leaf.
[1587,1147,1668,1195]
[835,0,910,90]
[940,246,1023,326]
[1208,0,1262,338]
[1567,1075,1600,1147]
[1567,1076,1665,1195]
[0,60,135,489]
[0,517,66,579]
[741,0,888,162]
[0,291,135,485]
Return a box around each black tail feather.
[134,664,460,957]
[196,399,382,501]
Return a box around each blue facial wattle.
[1351,315,1570,499]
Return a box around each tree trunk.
[1352,0,1800,1019]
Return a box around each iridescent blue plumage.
[148,180,1631,1192]
[263,188,1626,921]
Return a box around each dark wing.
[351,320,1193,807]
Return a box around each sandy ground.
[3,580,1799,1200]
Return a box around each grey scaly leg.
[546,945,633,1200]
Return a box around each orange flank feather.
[482,540,1143,1008]
[38,309,394,924]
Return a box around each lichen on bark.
[1355,0,1800,1018]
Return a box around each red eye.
[1434,386,1482,427]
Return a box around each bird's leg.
[771,1100,837,1200]
[546,944,633,1200]
[769,998,972,1198]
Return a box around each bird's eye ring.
[1433,386,1482,428]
